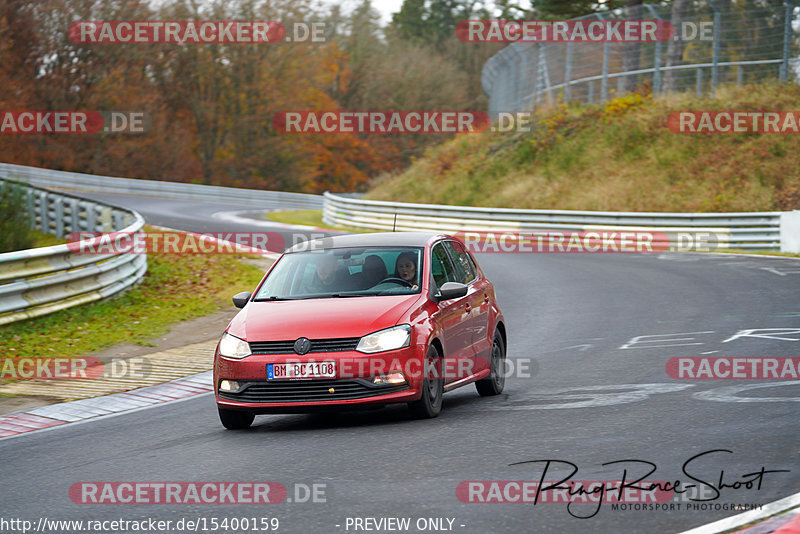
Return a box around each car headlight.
[356,325,411,354]
[219,333,251,359]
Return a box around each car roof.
[285,232,451,253]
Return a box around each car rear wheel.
[408,345,443,418]
[218,407,255,430]
[476,331,505,397]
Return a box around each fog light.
[219,380,240,392]
[373,372,406,385]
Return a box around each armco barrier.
[0,162,323,210]
[323,192,799,252]
[0,179,147,325]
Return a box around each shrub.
[0,181,33,253]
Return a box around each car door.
[443,240,491,375]
[430,241,473,385]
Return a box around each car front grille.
[249,337,361,355]
[219,379,408,403]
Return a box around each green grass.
[265,209,371,233]
[266,209,327,227]
[0,252,268,360]
[366,82,800,213]
[31,230,65,247]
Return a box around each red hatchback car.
[214,232,507,429]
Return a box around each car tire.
[218,407,255,430]
[476,331,505,397]
[408,345,443,418]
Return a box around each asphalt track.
[1,192,799,534]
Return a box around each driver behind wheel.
[394,252,419,290]
[309,254,349,292]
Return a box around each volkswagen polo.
[214,232,507,429]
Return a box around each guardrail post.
[564,42,573,100]
[69,198,80,234]
[54,197,64,238]
[644,5,663,93]
[39,192,49,234]
[113,210,124,231]
[601,41,610,100]
[26,187,35,228]
[596,13,610,101]
[780,1,794,82]
[517,46,527,111]
[708,0,721,95]
[696,68,703,95]
[537,44,553,105]
[87,203,99,231]
[780,211,800,252]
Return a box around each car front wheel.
[408,345,443,418]
[476,331,505,396]
[218,407,255,430]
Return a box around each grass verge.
[712,249,800,259]
[265,209,371,233]
[366,82,800,212]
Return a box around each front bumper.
[214,344,426,413]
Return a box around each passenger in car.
[393,252,419,290]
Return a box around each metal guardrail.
[0,162,323,210]
[0,179,147,326]
[323,192,800,252]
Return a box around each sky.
[370,0,403,23]
[323,0,531,25]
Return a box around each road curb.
[0,370,213,440]
[0,340,218,403]
[678,494,800,534]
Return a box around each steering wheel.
[376,277,413,287]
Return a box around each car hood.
[227,294,421,341]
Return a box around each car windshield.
[254,247,424,300]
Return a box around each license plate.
[268,361,336,380]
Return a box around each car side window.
[444,241,477,284]
[430,242,457,289]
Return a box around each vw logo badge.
[294,337,311,355]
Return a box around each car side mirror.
[232,291,252,309]
[434,282,468,302]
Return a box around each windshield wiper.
[254,295,300,301]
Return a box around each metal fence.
[323,192,800,252]
[482,1,800,116]
[0,163,323,210]
[0,179,146,325]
